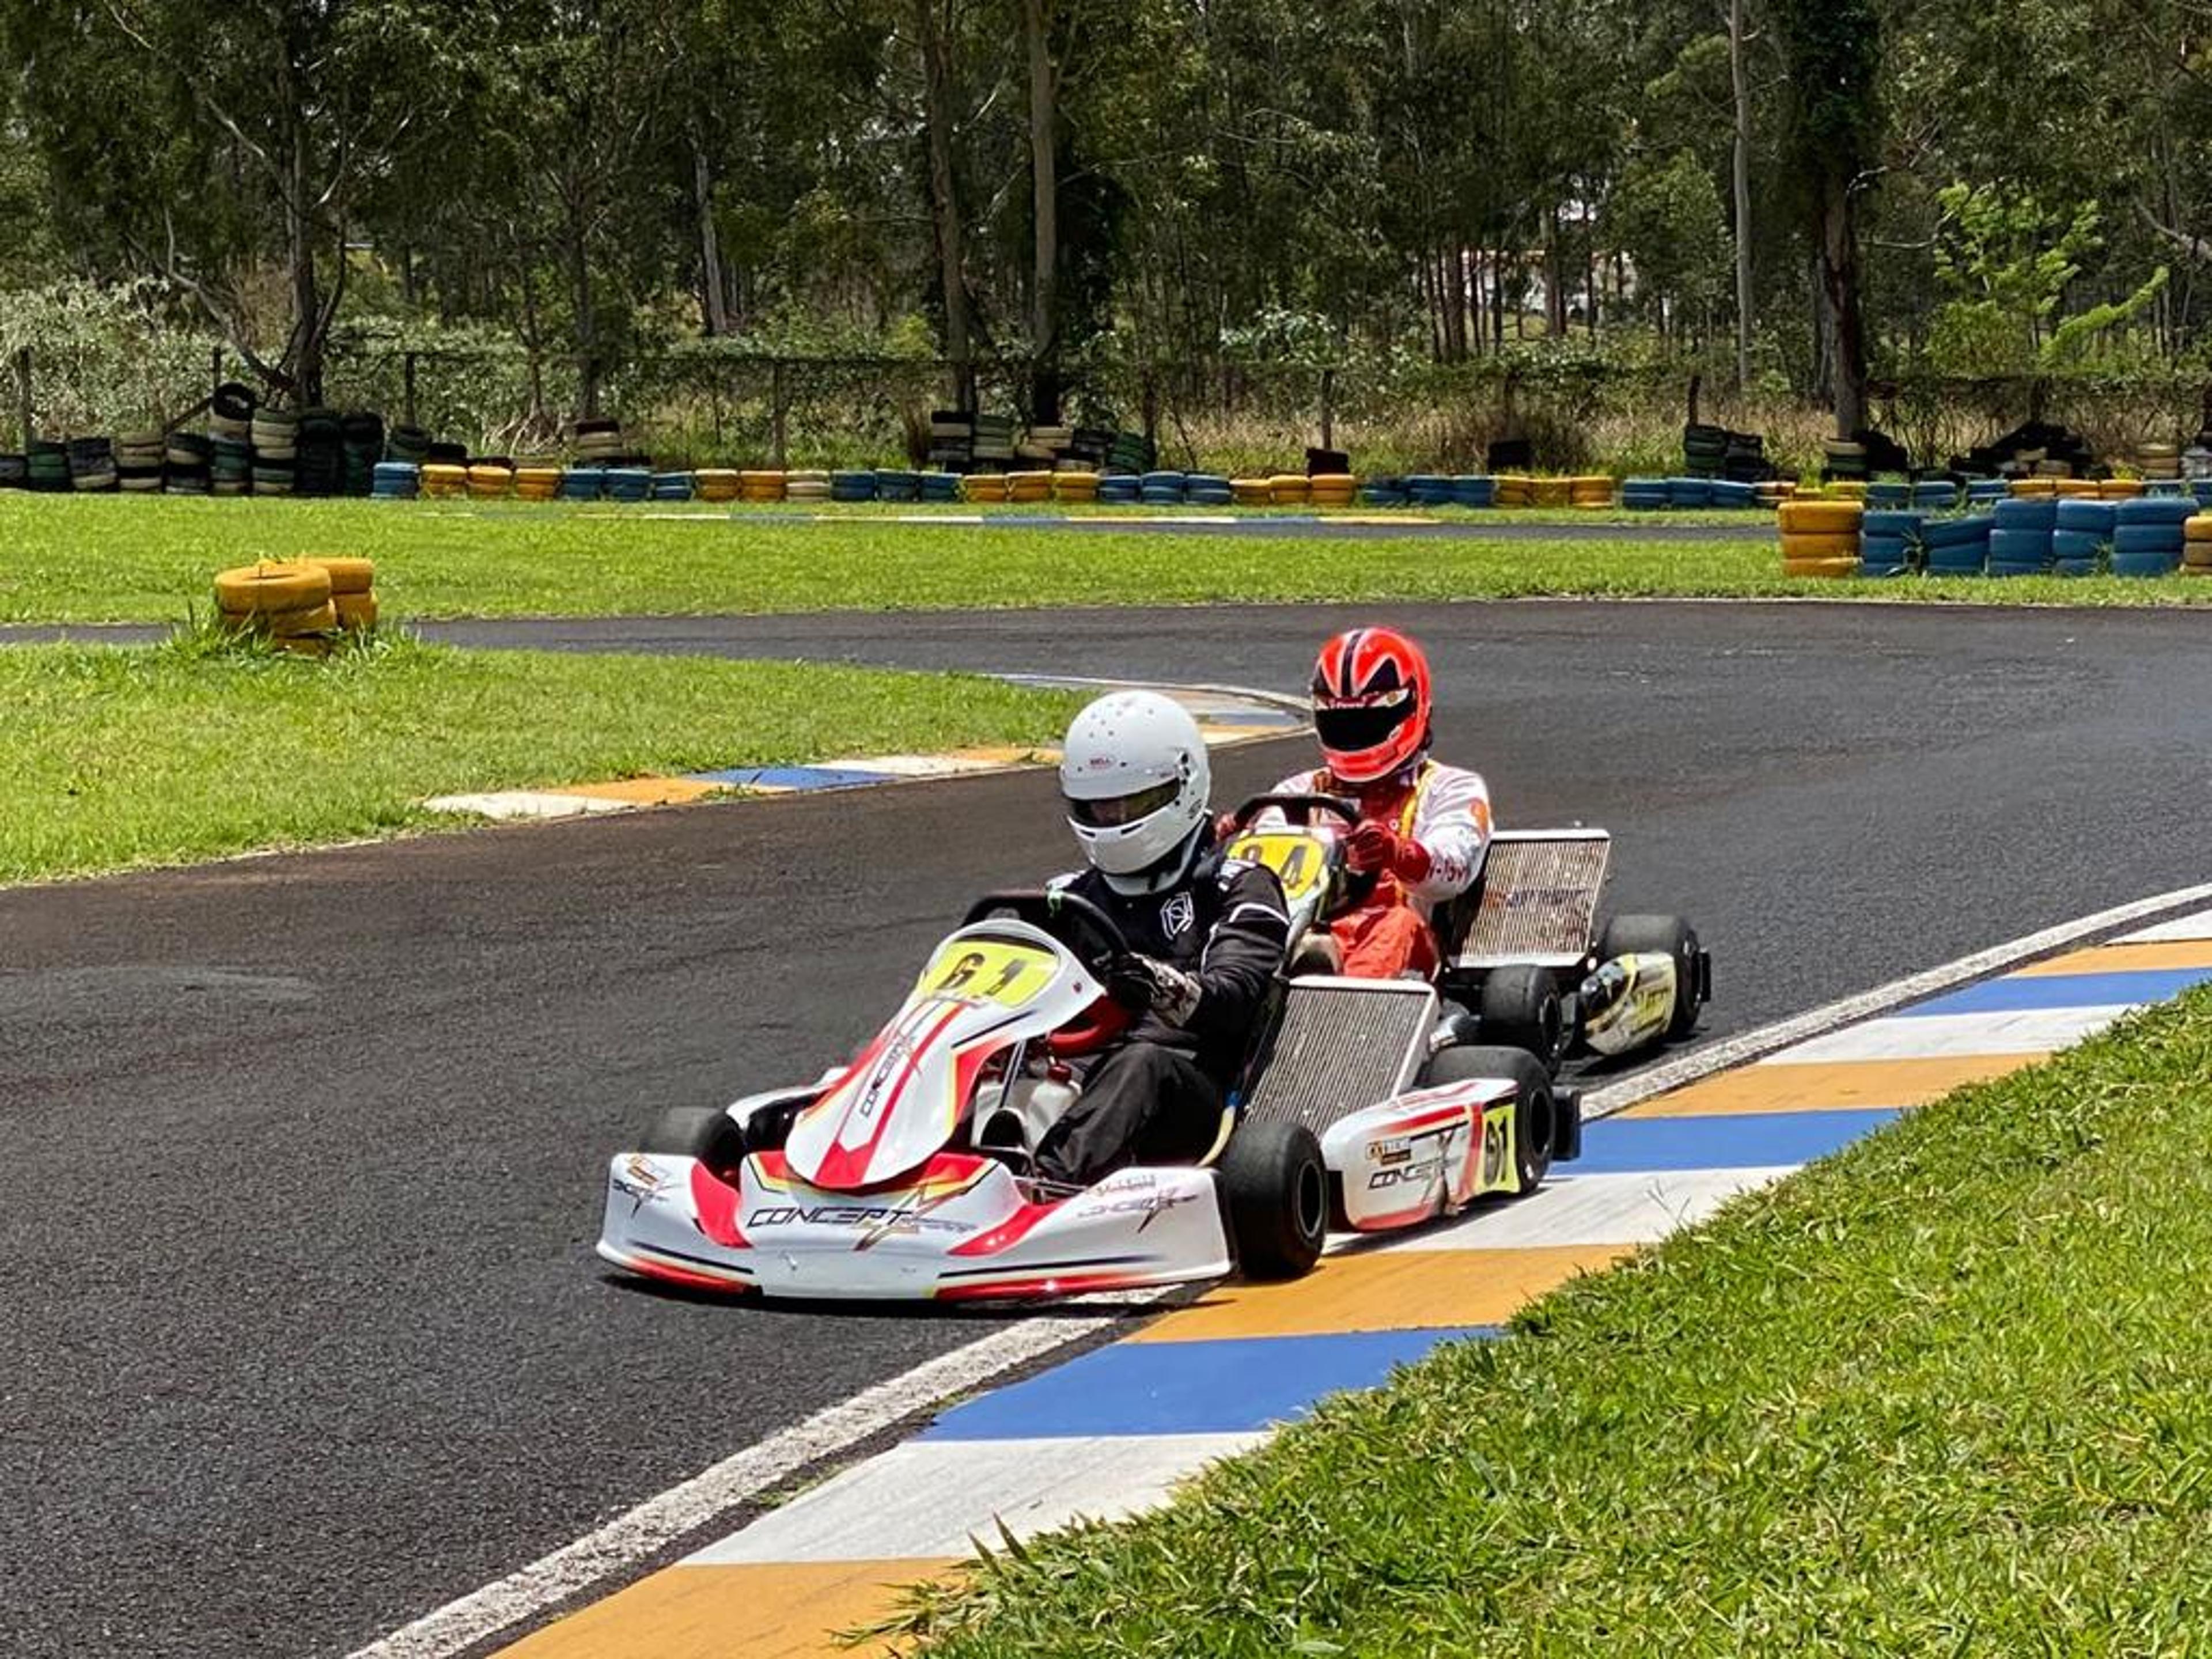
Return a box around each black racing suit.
[1033,842,1290,1187]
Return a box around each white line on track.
[350,877,2212,1658]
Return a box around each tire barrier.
[1053,469,1099,504]
[1263,473,1307,507]
[213,556,378,650]
[467,463,514,501]
[1922,513,1994,575]
[1138,471,1186,506]
[2111,497,2192,577]
[419,463,468,501]
[830,470,877,503]
[1309,474,1357,507]
[1494,475,1532,508]
[372,462,419,501]
[920,471,963,503]
[695,468,741,503]
[961,473,1010,505]
[1231,478,1272,507]
[1359,477,1408,507]
[1622,478,1669,510]
[739,469,785,503]
[652,471,696,503]
[68,436,116,492]
[1007,469,1058,505]
[1185,473,1233,507]
[2052,498,2118,577]
[1988,496,2058,576]
[1777,498,1864,578]
[1859,509,1922,577]
[604,467,653,503]
[516,464,563,503]
[559,465,605,502]
[1406,474,1453,507]
[2186,514,2212,574]
[1569,474,1614,508]
[1450,475,1495,508]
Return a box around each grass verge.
[12,496,2212,623]
[894,990,2212,1656]
[1,631,1080,885]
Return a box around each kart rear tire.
[1423,1044,1555,1194]
[1597,914,1705,1039]
[643,1105,748,1181]
[1476,965,1565,1070]
[1218,1120,1326,1280]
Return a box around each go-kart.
[1228,793,1710,1075]
[598,859,1577,1298]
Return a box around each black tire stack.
[293,407,346,498]
[573,419,624,469]
[210,381,255,496]
[250,406,297,497]
[26,440,69,492]
[341,413,385,496]
[165,431,213,495]
[115,430,165,493]
[0,453,25,490]
[68,436,117,493]
[970,412,1016,470]
[927,408,974,472]
[1682,422,1728,479]
[384,423,432,468]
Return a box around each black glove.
[1107,953,1203,1025]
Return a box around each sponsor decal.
[745,1202,977,1238]
[1368,1158,1445,1191]
[1480,1110,1510,1186]
[611,1154,670,1215]
[1160,890,1196,939]
[1367,1138,1413,1167]
[1071,1184,1203,1231]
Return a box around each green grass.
[0,631,1080,885]
[10,495,2212,623]
[892,991,2212,1656]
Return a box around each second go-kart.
[598,867,1576,1299]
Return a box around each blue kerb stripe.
[921,1327,1495,1440]
[688,765,895,791]
[1903,968,2212,1017]
[1577,1109,1897,1175]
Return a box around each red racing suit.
[1264,757,1493,979]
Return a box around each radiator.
[1456,830,1611,968]
[1242,980,1434,1135]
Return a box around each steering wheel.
[960,890,1134,1056]
[1226,791,1360,832]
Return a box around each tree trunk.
[566,185,599,418]
[1544,209,1567,334]
[279,57,321,406]
[1022,0,1059,422]
[1817,184,1869,436]
[916,0,975,407]
[1729,0,1755,388]
[692,132,731,338]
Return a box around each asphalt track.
[7,599,2212,1656]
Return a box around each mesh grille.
[1458,834,1609,965]
[1243,983,1432,1134]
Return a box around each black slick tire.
[642,1105,748,1181]
[1217,1119,1326,1279]
[1596,914,1705,1039]
[1476,964,1565,1070]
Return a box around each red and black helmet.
[1310,626,1432,783]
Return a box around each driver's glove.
[1108,953,1203,1026]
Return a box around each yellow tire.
[301,557,374,596]
[1778,501,1862,535]
[334,593,378,631]
[214,562,332,614]
[1531,479,1571,507]
[1781,555,1860,579]
[2099,479,2145,499]
[1779,532,1861,560]
[2184,515,2212,541]
[267,600,340,637]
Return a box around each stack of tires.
[1450,476,1495,507]
[1021,423,1071,463]
[652,472,695,503]
[1858,510,1921,577]
[830,470,877,503]
[604,467,653,503]
[1309,474,1356,508]
[971,415,1016,469]
[1922,514,1994,575]
[1231,478,1272,506]
[294,408,346,497]
[166,431,213,495]
[560,467,604,502]
[2139,440,2181,484]
[1821,437,1869,482]
[1777,498,1862,577]
[0,454,24,489]
[515,463,563,502]
[250,407,297,497]
[920,471,963,503]
[385,424,432,469]
[467,461,514,500]
[342,414,384,496]
[1052,469,1099,505]
[1139,471,1185,506]
[2052,498,2115,577]
[1406,475,1453,507]
[1006,469,1056,505]
[961,472,1009,504]
[876,469,922,504]
[2185,513,2212,575]
[1988,497,2057,576]
[927,411,973,472]
[419,463,468,500]
[1094,472,1140,506]
[1494,475,1532,508]
[371,461,419,501]
[695,468,741,503]
[1722,430,1768,483]
[26,440,67,492]
[1569,475,1614,509]
[2112,497,2191,576]
[1185,473,1233,507]
[574,419,624,468]
[116,431,165,494]
[67,437,117,492]
[1622,478,1669,510]
[739,470,785,503]
[1682,423,1728,479]
[1106,431,1153,476]
[213,558,374,652]
[1266,473,1308,507]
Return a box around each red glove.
[1215,809,1242,843]
[1346,822,1432,882]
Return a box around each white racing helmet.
[1059,691,1211,893]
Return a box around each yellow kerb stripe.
[1623,1054,2042,1117]
[2013,940,2212,976]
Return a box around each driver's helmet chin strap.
[1099,820,1209,897]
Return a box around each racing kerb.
[406,897,2212,1658]
[420,676,1306,822]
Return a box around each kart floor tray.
[1242,979,1433,1135]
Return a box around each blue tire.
[1993,498,2058,531]
[2055,499,2118,533]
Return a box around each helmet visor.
[1066,777,1181,829]
[1312,691,1414,755]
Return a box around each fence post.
[771,357,788,468]
[1319,367,1335,452]
[403,353,418,429]
[16,348,32,448]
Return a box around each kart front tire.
[1424,1044,1555,1195]
[1476,964,1565,1070]
[643,1105,748,1181]
[1596,913,1704,1039]
[1218,1120,1327,1280]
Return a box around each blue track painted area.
[689,764,903,791]
[1579,1108,1900,1175]
[920,1327,1495,1440]
[1903,968,2212,1017]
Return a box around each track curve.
[7,599,2212,1656]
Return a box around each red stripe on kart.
[935,1270,1150,1302]
[1382,1104,1474,1135]
[624,1252,756,1295]
[950,1198,1063,1257]
[690,1162,747,1248]
[813,1002,968,1189]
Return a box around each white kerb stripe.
[2118,908,2212,944]
[1766,1005,2138,1065]
[1380,1168,1799,1252]
[687,1434,1264,1566]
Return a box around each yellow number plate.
[918,938,1056,1007]
[1226,830,1329,903]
